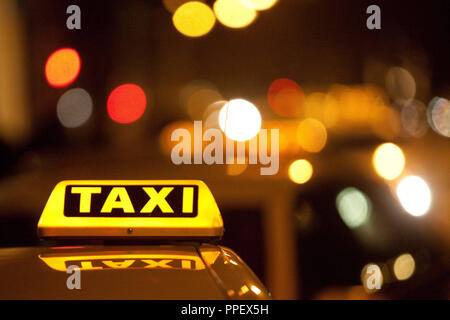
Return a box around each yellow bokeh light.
[241,0,277,11]
[172,1,216,37]
[372,143,405,180]
[219,99,262,141]
[297,118,327,153]
[393,253,415,281]
[288,159,313,184]
[213,0,257,29]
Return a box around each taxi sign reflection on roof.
[40,252,207,271]
[38,180,223,239]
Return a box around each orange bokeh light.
[45,48,81,87]
[267,78,304,117]
[107,84,147,124]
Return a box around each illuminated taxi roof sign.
[38,180,223,239]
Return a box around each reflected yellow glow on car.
[39,252,211,272]
[250,285,262,295]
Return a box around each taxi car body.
[0,180,270,300]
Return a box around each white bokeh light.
[336,187,371,229]
[219,98,262,141]
[57,88,93,128]
[428,97,450,138]
[396,176,431,217]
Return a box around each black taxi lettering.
[64,185,198,217]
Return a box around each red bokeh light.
[107,84,147,124]
[45,48,81,87]
[267,78,305,117]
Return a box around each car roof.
[0,243,270,300]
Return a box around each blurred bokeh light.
[372,143,405,180]
[107,84,147,124]
[187,88,222,120]
[0,0,31,146]
[172,1,216,37]
[396,176,432,217]
[56,88,93,128]
[288,159,313,184]
[218,98,261,141]
[385,67,416,105]
[45,48,81,88]
[179,80,221,118]
[303,92,339,128]
[401,100,428,137]
[296,118,327,153]
[336,187,371,229]
[241,0,278,11]
[428,97,450,137]
[213,0,257,29]
[393,253,415,281]
[203,100,227,128]
[267,78,304,118]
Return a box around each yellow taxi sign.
[38,180,223,239]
